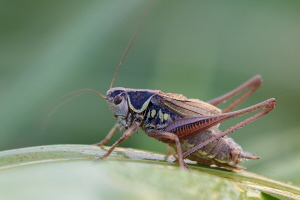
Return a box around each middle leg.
[147,130,186,169]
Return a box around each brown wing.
[152,92,222,117]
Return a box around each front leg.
[93,123,119,146]
[96,121,140,160]
[147,130,187,169]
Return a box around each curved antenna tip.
[109,11,149,89]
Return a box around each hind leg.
[207,75,262,113]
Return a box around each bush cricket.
[83,14,276,170]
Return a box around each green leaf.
[0,145,299,200]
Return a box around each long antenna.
[109,12,149,89]
[39,89,107,133]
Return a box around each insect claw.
[172,158,190,169]
[181,162,190,170]
[92,156,104,164]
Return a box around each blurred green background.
[1,0,300,185]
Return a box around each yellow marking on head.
[163,113,169,120]
[151,110,156,117]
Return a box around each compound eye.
[113,95,122,105]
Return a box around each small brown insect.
[88,14,276,170]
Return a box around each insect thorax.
[141,103,181,131]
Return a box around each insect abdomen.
[170,128,259,169]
